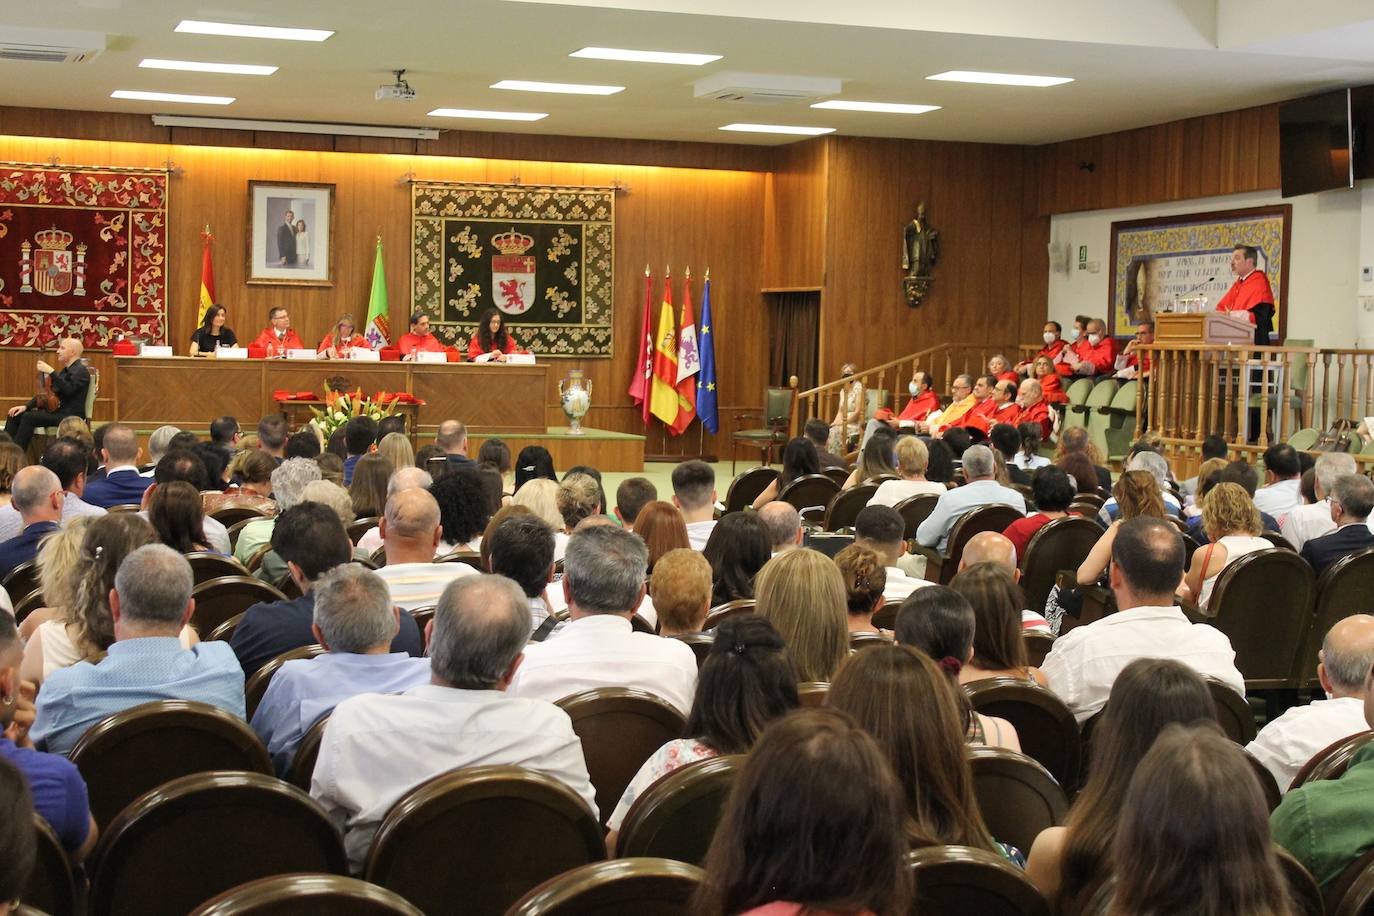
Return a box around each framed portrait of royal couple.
[247,180,335,286]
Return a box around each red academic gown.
[996,371,1020,384]
[1216,271,1274,324]
[1071,337,1118,376]
[1119,349,1152,375]
[957,399,1016,435]
[1040,374,1068,404]
[317,332,370,357]
[467,335,518,361]
[1036,338,1075,376]
[898,389,941,423]
[250,328,305,358]
[397,332,445,356]
[1013,399,1054,440]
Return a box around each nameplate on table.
[507,353,536,365]
[415,351,448,364]
[215,347,248,360]
[141,345,173,357]
[348,349,380,362]
[286,349,318,360]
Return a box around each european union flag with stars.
[696,278,719,433]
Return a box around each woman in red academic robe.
[467,307,522,362]
[1033,356,1069,404]
[317,314,371,359]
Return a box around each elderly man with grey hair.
[1300,474,1374,576]
[233,457,323,564]
[510,525,698,714]
[1248,614,1374,792]
[1097,449,1182,525]
[251,564,429,774]
[0,466,63,580]
[146,425,182,468]
[31,545,244,756]
[355,466,434,555]
[1283,452,1359,550]
[758,501,802,554]
[915,444,1026,554]
[311,573,596,870]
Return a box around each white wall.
[1047,186,1366,348]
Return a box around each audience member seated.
[651,548,713,638]
[285,429,322,460]
[233,458,322,564]
[1247,614,1374,793]
[672,460,718,550]
[371,489,477,612]
[1055,427,1112,493]
[834,544,887,634]
[1017,320,1072,376]
[432,468,492,554]
[1025,658,1217,908]
[935,374,999,439]
[693,708,912,916]
[32,545,244,756]
[988,422,1031,486]
[434,419,475,471]
[863,371,942,449]
[827,363,864,455]
[205,449,277,517]
[1283,452,1356,549]
[755,548,849,683]
[340,417,378,486]
[376,431,414,474]
[80,423,151,509]
[0,467,63,580]
[606,615,798,845]
[0,612,97,860]
[843,426,898,490]
[1003,466,1077,563]
[1120,728,1292,914]
[556,472,601,535]
[347,453,390,520]
[955,531,1050,632]
[613,477,657,531]
[1253,442,1303,519]
[230,503,422,676]
[1187,459,1282,541]
[1068,317,1117,377]
[311,574,597,871]
[924,437,957,486]
[510,525,698,713]
[988,353,1018,384]
[798,417,846,472]
[513,478,567,557]
[631,500,691,575]
[831,644,1023,863]
[950,563,1048,687]
[1077,470,1171,587]
[757,501,802,554]
[916,445,1026,554]
[1180,434,1229,498]
[1011,422,1051,476]
[1042,518,1244,723]
[702,512,771,607]
[1184,482,1270,609]
[920,374,975,437]
[0,438,104,543]
[1097,451,1179,525]
[16,515,90,642]
[869,435,945,507]
[750,437,819,509]
[354,466,431,555]
[148,480,213,553]
[143,451,233,553]
[513,445,556,492]
[1182,457,1228,518]
[0,757,36,906]
[253,415,287,463]
[486,511,558,634]
[256,480,368,585]
[854,505,929,604]
[1013,380,1055,443]
[1112,319,1155,381]
[0,441,25,507]
[252,564,430,775]
[1301,474,1374,576]
[144,424,181,471]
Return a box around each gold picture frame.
[247,180,335,287]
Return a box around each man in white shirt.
[758,501,802,555]
[355,466,433,556]
[1041,517,1245,722]
[1253,443,1303,519]
[510,525,698,714]
[855,505,930,603]
[916,445,1026,554]
[311,574,597,870]
[1247,614,1374,793]
[957,530,1051,632]
[1282,452,1355,550]
[372,488,476,611]
[672,460,717,550]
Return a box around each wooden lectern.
[1155,311,1255,345]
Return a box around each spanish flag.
[649,274,681,427]
[197,228,217,325]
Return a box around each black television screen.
[1279,88,1352,198]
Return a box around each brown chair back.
[965,677,1081,790]
[208,506,270,530]
[1019,516,1103,616]
[554,687,686,827]
[821,466,850,486]
[1298,548,1374,689]
[849,631,891,652]
[364,766,603,916]
[1245,750,1282,813]
[908,845,1052,916]
[87,771,347,916]
[106,504,143,514]
[347,517,379,545]
[1260,530,1296,551]
[288,714,332,792]
[274,572,304,600]
[70,699,272,827]
[892,493,940,540]
[1206,549,1316,689]
[1023,632,1054,668]
[777,474,842,522]
[723,467,778,514]
[12,587,45,624]
[206,612,245,643]
[702,599,755,630]
[23,816,76,916]
[185,550,250,585]
[1290,730,1374,790]
[797,681,829,707]
[190,575,287,638]
[3,560,40,607]
[409,606,436,652]
[615,755,743,865]
[506,857,704,916]
[1276,847,1325,916]
[1206,677,1257,744]
[244,645,328,719]
[670,632,713,669]
[822,484,878,532]
[190,873,424,915]
[225,517,259,551]
[968,746,1070,856]
[436,550,483,569]
[941,505,1028,584]
[245,544,273,573]
[1325,844,1374,916]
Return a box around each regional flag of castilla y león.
[669,273,700,436]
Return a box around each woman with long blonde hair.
[1076,470,1169,587]
[754,548,848,682]
[1184,481,1268,608]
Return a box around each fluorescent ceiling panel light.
[926,70,1072,87]
[491,79,623,95]
[811,100,940,114]
[174,20,333,42]
[719,123,834,136]
[149,114,439,140]
[428,108,547,121]
[139,58,277,75]
[569,47,720,66]
[112,89,234,105]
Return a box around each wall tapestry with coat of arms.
[411,181,614,357]
[0,164,168,349]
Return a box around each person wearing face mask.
[1017,321,1073,377]
[827,363,864,455]
[919,374,976,437]
[1216,244,1276,346]
[1070,318,1118,377]
[860,370,941,450]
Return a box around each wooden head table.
[109,356,548,435]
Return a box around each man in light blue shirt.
[31,544,244,757]
[252,564,429,774]
[915,444,1026,553]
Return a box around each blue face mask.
[909,381,919,396]
[1069,328,1081,342]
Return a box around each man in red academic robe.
[250,307,305,358]
[1013,378,1055,441]
[898,370,941,424]
[1017,320,1073,376]
[1216,244,1276,346]
[1069,318,1118,376]
[1115,319,1154,380]
[962,378,1020,435]
[396,312,446,359]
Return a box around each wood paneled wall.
[761,139,828,291]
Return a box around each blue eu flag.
[696,279,718,433]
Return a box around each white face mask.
[1043,331,1057,345]
[1069,328,1081,342]
[1087,333,1102,346]
[909,381,919,396]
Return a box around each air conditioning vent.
[0,26,105,64]
[693,72,841,106]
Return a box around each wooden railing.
[787,342,1016,436]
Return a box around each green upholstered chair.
[731,386,794,474]
[1103,380,1139,463]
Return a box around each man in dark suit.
[0,466,62,578]
[1302,475,1374,577]
[277,208,297,266]
[4,337,90,448]
[81,423,152,509]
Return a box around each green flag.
[363,237,391,347]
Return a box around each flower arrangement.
[308,386,400,439]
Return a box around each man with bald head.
[373,487,475,610]
[436,419,474,470]
[1013,378,1053,440]
[4,337,89,448]
[356,466,434,555]
[758,501,802,554]
[1249,615,1374,792]
[957,531,1051,632]
[0,466,63,578]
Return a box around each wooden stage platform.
[468,427,645,472]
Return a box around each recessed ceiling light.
[719,123,835,136]
[491,79,624,95]
[569,47,721,66]
[926,70,1072,87]
[139,59,278,76]
[811,100,941,114]
[112,89,235,105]
[174,20,333,42]
[428,108,548,121]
